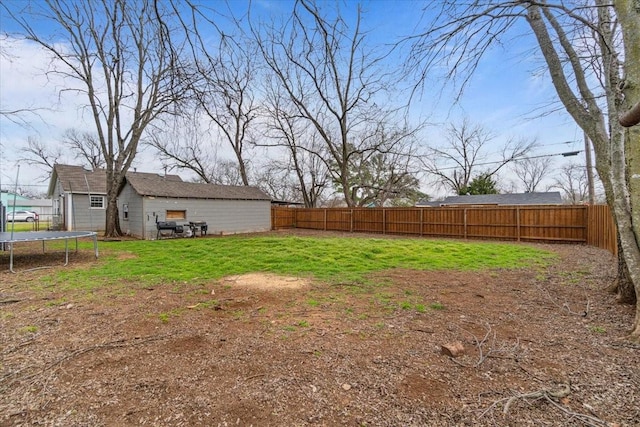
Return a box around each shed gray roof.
[125,174,271,201]
[49,164,182,196]
[417,192,564,207]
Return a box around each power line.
[433,150,583,171]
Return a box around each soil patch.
[221,273,310,290]
[1,231,638,426]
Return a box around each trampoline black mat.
[0,231,99,272]
[0,231,97,243]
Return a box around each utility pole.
[584,132,595,204]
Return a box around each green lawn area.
[2,221,51,232]
[46,235,555,291]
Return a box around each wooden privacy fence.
[271,205,618,254]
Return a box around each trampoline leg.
[93,234,99,259]
[64,238,69,266]
[9,244,15,273]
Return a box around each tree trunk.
[104,187,121,238]
[612,235,637,304]
[614,0,640,340]
[104,168,125,238]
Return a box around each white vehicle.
[6,210,39,222]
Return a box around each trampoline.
[0,231,99,273]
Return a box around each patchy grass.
[429,302,446,310]
[3,221,48,232]
[43,235,554,291]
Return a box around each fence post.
[516,207,521,242]
[324,209,327,231]
[383,209,386,234]
[420,208,423,237]
[350,209,354,232]
[464,208,468,239]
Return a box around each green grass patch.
[400,301,413,310]
[3,222,49,232]
[45,235,554,291]
[429,302,445,310]
[19,325,38,334]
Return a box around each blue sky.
[0,0,586,199]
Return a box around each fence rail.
[272,205,618,254]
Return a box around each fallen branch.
[449,321,520,368]
[47,335,170,369]
[537,282,590,317]
[479,383,608,426]
[0,334,172,390]
[502,383,571,414]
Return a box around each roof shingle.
[125,174,271,200]
[50,164,182,195]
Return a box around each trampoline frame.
[0,231,99,273]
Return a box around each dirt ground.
[1,231,639,426]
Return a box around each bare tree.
[254,0,419,207]
[512,156,553,193]
[262,120,331,207]
[340,128,423,207]
[148,113,223,184]
[18,136,63,178]
[3,0,187,237]
[422,119,536,195]
[19,129,105,184]
[551,163,589,204]
[254,160,305,204]
[168,4,259,187]
[61,129,105,170]
[407,1,640,338]
[192,38,259,186]
[260,79,331,207]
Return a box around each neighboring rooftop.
[417,192,564,207]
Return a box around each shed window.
[90,196,105,209]
[122,204,129,220]
[166,210,186,220]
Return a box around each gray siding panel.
[136,196,271,239]
[117,182,271,239]
[207,200,271,234]
[118,184,146,238]
[71,194,106,231]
